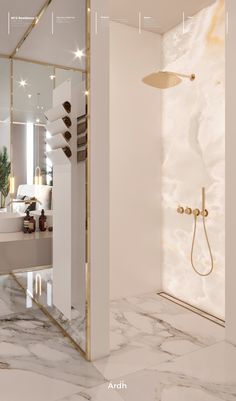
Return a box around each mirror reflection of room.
[0,0,88,356]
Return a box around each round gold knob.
[185,207,192,215]
[177,206,184,214]
[201,209,208,217]
[193,208,200,216]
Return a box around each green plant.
[0,147,11,208]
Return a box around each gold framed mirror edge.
[1,0,91,361]
[85,0,91,362]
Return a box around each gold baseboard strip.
[158,291,225,328]
[11,273,88,360]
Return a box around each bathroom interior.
[0,0,235,400]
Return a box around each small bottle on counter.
[39,209,47,232]
[23,210,30,233]
[28,215,36,233]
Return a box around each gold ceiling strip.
[10,0,53,58]
[0,53,10,59]
[13,56,86,73]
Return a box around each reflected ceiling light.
[28,94,32,98]
[49,75,55,80]
[34,166,42,185]
[19,79,27,87]
[74,49,84,59]
[9,175,15,195]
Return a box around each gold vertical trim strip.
[10,58,13,171]
[10,0,53,58]
[85,0,91,361]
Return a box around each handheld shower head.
[142,71,196,89]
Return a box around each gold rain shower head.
[142,71,196,89]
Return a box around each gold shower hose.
[190,188,214,276]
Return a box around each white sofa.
[15,184,52,213]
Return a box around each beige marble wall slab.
[162,0,225,319]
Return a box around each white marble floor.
[0,274,235,401]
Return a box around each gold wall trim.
[10,0,53,58]
[11,272,87,360]
[158,291,225,327]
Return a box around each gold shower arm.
[202,187,205,211]
[165,71,195,81]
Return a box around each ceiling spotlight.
[36,118,40,123]
[19,79,27,87]
[49,75,55,80]
[41,106,44,110]
[74,49,84,59]
[28,94,32,98]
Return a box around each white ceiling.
[17,0,86,70]
[109,0,216,34]
[0,0,46,55]
[0,0,86,70]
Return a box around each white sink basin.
[0,212,24,233]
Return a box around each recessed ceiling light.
[74,49,84,59]
[19,79,27,87]
[41,106,44,110]
[49,75,55,80]
[36,118,40,123]
[28,94,32,98]
[36,105,40,109]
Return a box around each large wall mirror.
[0,0,89,357]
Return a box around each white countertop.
[0,231,53,243]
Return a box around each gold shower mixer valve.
[177,206,208,217]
